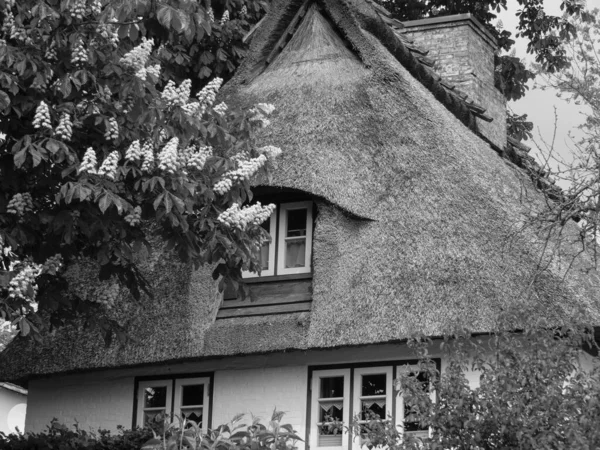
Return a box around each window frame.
[173,376,211,434]
[242,200,314,279]
[395,363,436,440]
[310,368,352,450]
[136,379,173,429]
[307,360,440,450]
[133,374,213,431]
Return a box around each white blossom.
[121,38,154,73]
[32,101,52,130]
[79,147,98,174]
[97,151,120,180]
[258,145,282,160]
[71,37,88,65]
[158,137,179,173]
[7,193,34,216]
[125,140,142,161]
[8,263,41,302]
[220,10,230,25]
[187,146,212,171]
[218,202,276,230]
[196,77,223,115]
[104,117,119,140]
[140,141,155,173]
[213,177,233,195]
[55,112,73,141]
[213,102,228,116]
[125,206,142,226]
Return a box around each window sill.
[242,272,312,284]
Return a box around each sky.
[496,0,599,167]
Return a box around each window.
[135,376,211,433]
[309,363,438,450]
[244,201,313,278]
[310,369,351,450]
[396,364,434,440]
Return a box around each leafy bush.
[0,411,301,450]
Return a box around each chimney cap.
[402,13,498,49]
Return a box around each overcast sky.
[496,0,597,166]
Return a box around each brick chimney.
[402,13,507,150]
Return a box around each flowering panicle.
[140,141,155,172]
[161,79,192,107]
[120,38,154,76]
[207,7,215,22]
[158,137,179,173]
[96,151,120,180]
[125,140,142,161]
[146,64,161,80]
[258,145,282,160]
[90,0,102,15]
[32,101,52,130]
[249,103,276,128]
[125,206,142,226]
[71,37,88,65]
[196,77,223,115]
[8,263,41,302]
[7,193,34,216]
[220,10,230,25]
[79,147,98,174]
[44,41,57,61]
[2,11,14,35]
[55,113,73,141]
[213,178,233,195]
[218,202,276,230]
[71,0,86,19]
[240,5,247,16]
[213,102,228,116]
[187,146,212,171]
[105,117,119,140]
[229,154,267,181]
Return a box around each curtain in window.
[285,240,306,268]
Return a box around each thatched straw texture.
[1,0,599,382]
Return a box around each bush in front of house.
[0,410,301,450]
[0,419,154,450]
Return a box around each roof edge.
[0,381,27,395]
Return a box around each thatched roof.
[1,0,600,382]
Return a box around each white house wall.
[0,387,27,435]
[24,340,581,439]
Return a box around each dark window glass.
[361,374,386,396]
[144,386,167,408]
[181,384,204,406]
[320,376,344,398]
[360,401,386,420]
[287,209,307,237]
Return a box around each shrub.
[0,411,301,450]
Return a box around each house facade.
[0,382,27,435]
[1,0,599,445]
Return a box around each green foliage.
[141,410,302,450]
[0,419,153,449]
[373,0,590,101]
[0,0,276,343]
[0,413,302,450]
[354,330,600,450]
[507,111,533,141]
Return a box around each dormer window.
[244,200,314,278]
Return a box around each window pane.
[144,386,167,408]
[285,239,306,268]
[361,374,386,396]
[360,400,386,420]
[181,384,204,406]
[181,407,203,426]
[144,410,165,427]
[287,209,307,237]
[320,376,344,398]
